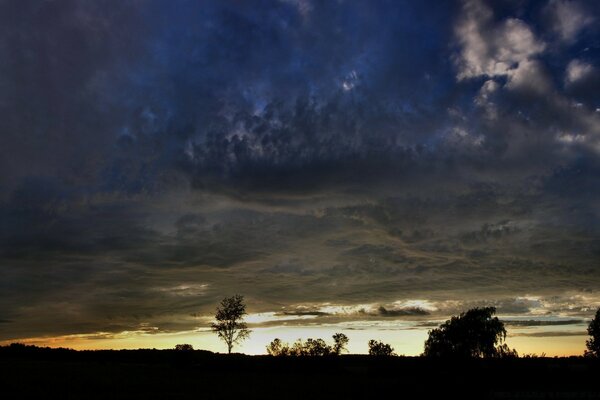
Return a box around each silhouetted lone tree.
[423,307,516,358]
[585,307,600,357]
[368,340,395,356]
[174,344,194,351]
[211,294,251,354]
[333,333,349,355]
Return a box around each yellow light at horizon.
[0,324,588,357]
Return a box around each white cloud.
[454,0,545,82]
[454,0,494,80]
[476,79,498,100]
[505,59,551,93]
[341,70,359,92]
[495,19,546,72]
[557,132,587,144]
[475,79,499,118]
[565,59,594,85]
[554,103,600,154]
[545,0,594,44]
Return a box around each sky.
[1,0,600,356]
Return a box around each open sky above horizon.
[1,0,600,356]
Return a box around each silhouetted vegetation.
[7,306,600,399]
[211,294,251,354]
[332,333,349,355]
[266,338,286,356]
[585,307,600,357]
[301,338,332,356]
[266,333,348,356]
[368,340,396,356]
[423,307,517,358]
[521,352,547,358]
[2,344,599,400]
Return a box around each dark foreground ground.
[1,345,599,400]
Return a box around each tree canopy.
[211,294,251,354]
[585,307,600,357]
[423,307,516,358]
[332,333,349,355]
[368,340,395,356]
[266,333,349,356]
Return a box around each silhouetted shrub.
[422,307,516,358]
[368,340,395,356]
[175,344,194,351]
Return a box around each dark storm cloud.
[1,0,597,194]
[369,306,430,317]
[278,310,330,317]
[0,0,467,195]
[1,0,600,342]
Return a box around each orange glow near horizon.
[1,324,588,357]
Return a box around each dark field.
[1,346,599,399]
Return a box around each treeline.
[0,343,215,364]
[264,334,396,357]
[266,333,349,356]
[5,300,600,359]
[262,307,518,358]
[206,295,600,358]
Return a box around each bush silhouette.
[423,307,517,358]
[585,307,600,357]
[174,344,194,351]
[368,340,395,356]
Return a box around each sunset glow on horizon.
[2,325,589,358]
[1,307,593,357]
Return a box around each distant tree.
[175,344,194,351]
[211,294,251,354]
[266,334,348,356]
[304,338,332,356]
[585,308,600,357]
[368,340,395,356]
[290,339,307,356]
[496,343,519,358]
[332,333,349,355]
[422,307,515,358]
[521,352,546,358]
[266,338,289,356]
